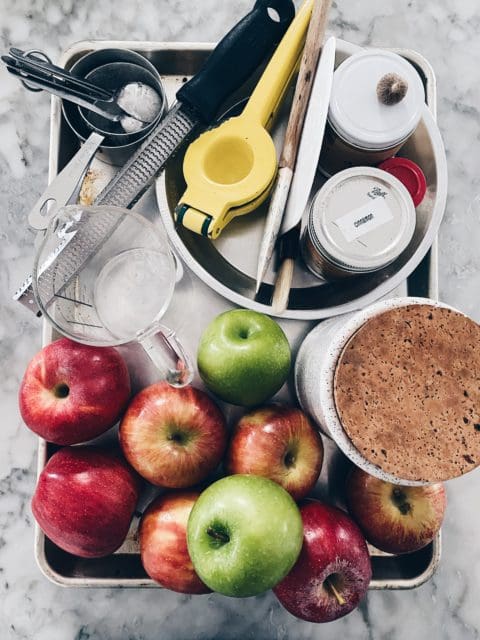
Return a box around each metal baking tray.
[34,40,441,589]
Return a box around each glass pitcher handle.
[138,322,194,388]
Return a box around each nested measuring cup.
[32,205,193,387]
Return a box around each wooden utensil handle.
[272,224,300,312]
[280,0,332,169]
[272,257,295,313]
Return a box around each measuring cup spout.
[138,322,194,388]
[242,0,313,128]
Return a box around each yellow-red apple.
[140,490,210,594]
[226,404,323,500]
[119,382,227,488]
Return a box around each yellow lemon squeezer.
[175,0,313,239]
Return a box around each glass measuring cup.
[32,205,193,387]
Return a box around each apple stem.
[326,579,346,606]
[207,526,229,545]
[284,450,296,468]
[392,488,412,515]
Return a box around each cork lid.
[334,304,480,482]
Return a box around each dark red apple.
[274,500,371,623]
[346,466,446,554]
[119,382,227,488]
[140,490,210,594]
[225,405,323,500]
[19,338,130,445]
[32,447,140,558]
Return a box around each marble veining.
[1,0,480,638]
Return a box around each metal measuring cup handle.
[138,322,194,388]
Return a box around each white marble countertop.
[1,1,479,638]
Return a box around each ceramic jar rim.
[318,295,455,486]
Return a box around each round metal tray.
[156,39,447,320]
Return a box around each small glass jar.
[301,167,416,280]
[320,50,426,177]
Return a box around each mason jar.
[301,167,416,280]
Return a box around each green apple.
[186,474,303,597]
[197,309,291,406]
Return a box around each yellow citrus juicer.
[175,0,313,239]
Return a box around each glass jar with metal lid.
[301,167,417,280]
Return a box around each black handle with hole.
[176,0,295,124]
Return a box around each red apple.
[32,447,140,558]
[225,405,323,500]
[119,382,227,488]
[19,338,130,445]
[274,501,371,623]
[346,466,446,554]
[140,490,210,594]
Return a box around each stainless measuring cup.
[32,205,193,387]
[79,62,166,137]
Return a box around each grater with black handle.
[14,0,295,314]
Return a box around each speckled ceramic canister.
[295,296,454,486]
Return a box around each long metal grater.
[15,104,199,314]
[95,104,197,208]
